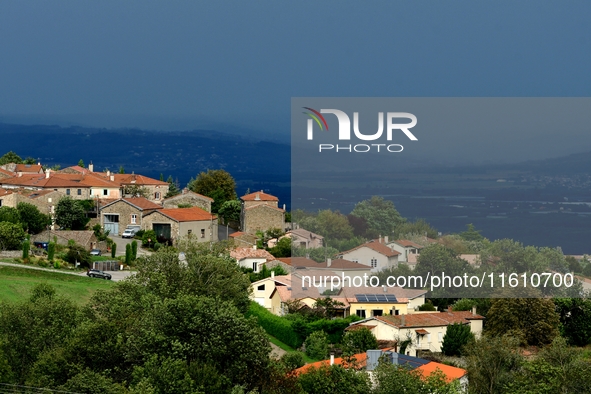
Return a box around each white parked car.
[122,228,139,238]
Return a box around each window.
[356,310,366,318]
[66,189,70,196]
[372,309,383,317]
[370,258,378,268]
[77,189,82,196]
[0,200,2,207]
[155,192,161,200]
[438,332,442,342]
[201,229,205,238]
[187,229,192,235]
[131,214,137,224]
[252,262,258,272]
[257,284,265,291]
[103,189,108,196]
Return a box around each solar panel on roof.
[355,294,398,303]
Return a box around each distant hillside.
[0,123,291,205]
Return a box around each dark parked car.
[87,269,111,280]
[33,241,49,250]
[90,249,102,256]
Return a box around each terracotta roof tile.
[241,190,279,201]
[14,164,43,173]
[0,188,12,197]
[230,247,275,261]
[340,239,400,258]
[244,203,285,212]
[153,207,216,222]
[0,169,14,177]
[163,190,213,202]
[277,257,370,270]
[122,197,163,210]
[415,362,467,382]
[375,310,484,328]
[103,173,168,186]
[294,352,368,375]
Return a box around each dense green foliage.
[350,196,406,238]
[55,197,89,230]
[17,203,50,234]
[441,323,474,356]
[0,222,25,250]
[341,327,378,355]
[65,244,92,268]
[0,206,21,224]
[304,330,329,360]
[22,240,29,260]
[188,169,237,213]
[298,364,371,394]
[47,242,55,261]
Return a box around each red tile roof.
[416,362,467,382]
[0,173,120,189]
[374,310,484,328]
[229,231,245,237]
[0,168,14,177]
[294,352,368,375]
[0,188,12,197]
[230,247,275,261]
[277,257,370,270]
[154,207,216,222]
[163,190,213,202]
[14,164,43,173]
[393,239,424,248]
[241,190,279,201]
[244,203,285,212]
[103,173,168,186]
[340,239,400,258]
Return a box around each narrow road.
[0,261,134,282]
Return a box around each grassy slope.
[0,265,114,305]
[266,334,318,364]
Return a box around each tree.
[0,222,25,250]
[373,360,461,394]
[441,323,474,356]
[22,240,30,260]
[77,159,85,168]
[415,243,471,280]
[118,166,125,174]
[142,230,157,247]
[0,206,21,224]
[315,210,355,241]
[125,244,132,265]
[164,175,181,198]
[122,185,150,199]
[464,335,523,394]
[298,364,371,394]
[459,223,484,241]
[280,352,306,371]
[554,297,591,346]
[47,242,56,261]
[349,196,406,238]
[188,169,237,213]
[131,240,138,261]
[0,151,23,165]
[486,297,559,346]
[342,327,378,354]
[65,244,91,268]
[418,302,436,311]
[218,199,241,224]
[55,197,89,230]
[268,237,291,258]
[304,330,329,360]
[566,256,582,273]
[17,202,50,234]
[111,243,117,258]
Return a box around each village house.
[386,238,423,263]
[142,206,218,244]
[345,309,484,358]
[240,190,285,235]
[229,231,258,248]
[230,247,275,273]
[276,257,373,278]
[336,238,400,272]
[0,163,44,175]
[100,197,163,235]
[103,172,169,203]
[267,227,324,249]
[162,189,213,211]
[31,230,98,251]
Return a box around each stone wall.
[100,200,143,234]
[142,211,180,241]
[242,205,285,234]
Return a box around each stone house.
[230,247,275,273]
[0,168,14,180]
[229,231,258,248]
[106,173,170,203]
[240,191,285,235]
[0,188,64,218]
[386,239,423,263]
[32,230,98,250]
[162,189,213,212]
[142,207,218,244]
[100,197,163,235]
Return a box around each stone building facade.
[142,207,218,244]
[100,198,162,235]
[240,191,285,235]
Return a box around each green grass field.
[266,334,318,364]
[0,265,115,305]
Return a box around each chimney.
[107,170,110,176]
[330,353,335,366]
[271,271,275,279]
[255,192,260,201]
[384,236,389,243]
[472,305,477,315]
[383,285,387,293]
[327,258,331,267]
[283,203,286,210]
[253,244,257,250]
[45,169,50,179]
[88,162,94,172]
[379,235,382,243]
[110,175,114,182]
[400,315,405,326]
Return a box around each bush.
[37,259,49,268]
[22,240,30,260]
[131,240,138,260]
[65,245,92,268]
[342,327,378,354]
[418,302,436,311]
[153,242,161,251]
[47,242,56,261]
[142,230,157,247]
[0,222,26,250]
[246,302,301,348]
[111,243,117,258]
[441,323,475,356]
[280,352,306,371]
[304,331,329,360]
[53,261,60,269]
[135,229,145,238]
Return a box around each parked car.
[122,227,140,238]
[90,249,102,256]
[87,269,111,280]
[33,241,49,250]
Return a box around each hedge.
[246,302,362,348]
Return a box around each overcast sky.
[1,1,590,162]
